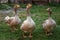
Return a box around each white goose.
[20,4,35,38]
[42,8,56,35]
[4,4,21,32]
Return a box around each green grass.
[0,4,11,10]
[0,4,60,40]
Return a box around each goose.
[4,4,21,32]
[42,8,56,36]
[20,4,35,38]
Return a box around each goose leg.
[46,30,51,36]
[14,26,18,31]
[23,32,27,38]
[29,32,32,38]
[10,26,15,32]
[49,27,53,35]
[44,28,48,35]
[49,30,53,35]
[45,29,50,36]
[47,29,53,36]
[10,27,13,31]
[49,32,53,35]
[45,28,51,36]
[44,29,48,35]
[46,31,52,36]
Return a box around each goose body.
[5,14,21,26]
[43,18,56,29]
[10,15,21,25]
[21,16,35,32]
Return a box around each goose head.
[26,3,32,10]
[46,8,52,17]
[14,4,20,15]
[26,3,32,16]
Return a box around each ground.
[0,4,60,40]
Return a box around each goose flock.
[4,3,56,38]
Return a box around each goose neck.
[14,8,18,16]
[48,11,52,17]
[26,9,31,16]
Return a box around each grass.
[0,4,60,40]
[0,4,11,10]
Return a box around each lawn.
[0,4,60,40]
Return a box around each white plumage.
[4,15,21,24]
[4,16,10,21]
[43,18,56,28]
[10,15,21,24]
[21,16,35,30]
